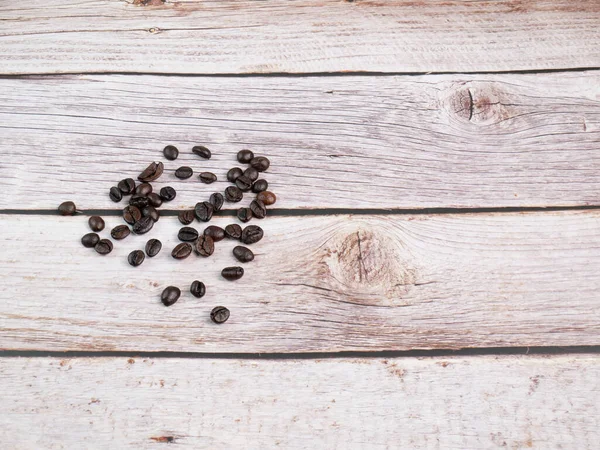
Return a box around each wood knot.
[443,81,515,126]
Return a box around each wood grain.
[1,0,599,75]
[1,211,599,352]
[1,355,598,449]
[1,72,599,210]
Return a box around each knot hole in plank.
[444,81,516,126]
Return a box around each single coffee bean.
[225,224,242,240]
[145,239,162,257]
[129,194,149,209]
[209,192,224,212]
[257,191,277,206]
[128,250,145,267]
[204,225,225,242]
[172,242,192,259]
[192,145,211,159]
[252,179,268,193]
[109,186,123,203]
[138,161,164,182]
[142,206,160,222]
[233,245,254,263]
[111,224,131,240]
[244,167,259,182]
[147,193,163,208]
[190,280,206,298]
[199,172,217,184]
[237,149,254,164]
[194,235,214,257]
[227,167,243,183]
[250,156,270,172]
[94,239,113,255]
[235,175,253,192]
[178,226,199,242]
[118,178,136,195]
[88,215,105,232]
[135,182,152,196]
[224,186,243,202]
[241,225,264,244]
[123,205,142,225]
[58,201,77,215]
[159,186,176,202]
[210,306,230,324]
[178,210,195,225]
[249,200,267,219]
[132,216,154,235]
[163,145,179,161]
[81,232,100,248]
[175,166,193,180]
[221,266,244,281]
[161,286,181,307]
[237,207,253,223]
[194,201,214,222]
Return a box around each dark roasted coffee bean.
[133,216,154,235]
[199,172,217,184]
[138,161,164,182]
[237,207,253,223]
[194,201,214,222]
[252,179,268,193]
[233,246,254,263]
[129,194,149,209]
[244,167,259,182]
[142,206,160,222]
[123,205,142,225]
[194,235,214,257]
[58,201,77,215]
[221,266,244,281]
[88,215,105,232]
[204,225,225,242]
[163,145,179,161]
[224,186,243,202]
[175,166,193,180]
[227,167,243,183]
[109,186,123,203]
[178,210,195,225]
[241,225,263,244]
[235,175,253,192]
[81,233,100,248]
[172,242,192,259]
[118,178,136,195]
[209,192,224,212]
[147,193,163,208]
[94,239,113,255]
[225,224,242,240]
[111,224,131,240]
[257,191,277,206]
[161,286,181,307]
[135,182,152,196]
[211,306,230,324]
[128,250,145,267]
[250,156,270,172]
[192,145,211,159]
[145,239,162,257]
[159,186,176,202]
[249,200,266,219]
[237,149,254,164]
[178,226,199,242]
[190,280,206,298]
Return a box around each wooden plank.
[1,72,599,210]
[1,0,599,75]
[1,355,598,448]
[1,211,599,352]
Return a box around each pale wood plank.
[1,211,599,352]
[1,0,599,74]
[1,72,599,210]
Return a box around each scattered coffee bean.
[237,149,254,164]
[190,280,206,298]
[118,178,136,195]
[178,226,199,242]
[225,224,242,240]
[209,192,224,212]
[194,235,214,257]
[132,216,154,235]
[145,239,162,257]
[123,205,142,225]
[257,191,277,206]
[58,201,77,216]
[194,201,214,222]
[142,206,160,222]
[81,233,100,248]
[135,183,152,196]
[211,306,230,324]
[95,239,113,255]
[178,210,195,225]
[199,172,217,184]
[225,186,243,202]
[235,175,253,192]
[159,186,176,202]
[128,250,145,267]
[227,167,243,183]
[138,161,164,182]
[252,179,268,193]
[147,193,163,208]
[250,156,270,172]
[192,145,211,159]
[111,224,131,240]
[241,225,263,244]
[161,286,181,306]
[163,145,179,161]
[244,167,259,182]
[129,194,149,209]
[172,242,193,259]
[204,225,225,242]
[109,186,123,203]
[233,246,254,263]
[221,266,244,281]
[249,200,266,219]
[88,215,105,232]
[237,207,253,223]
[175,166,193,180]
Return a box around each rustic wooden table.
[1,1,599,448]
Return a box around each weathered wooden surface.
[1,72,599,210]
[1,211,599,352]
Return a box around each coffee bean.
[142,206,160,222]
[129,195,149,209]
[194,235,214,257]
[192,145,211,159]
[210,306,230,324]
[235,175,253,192]
[161,286,181,307]
[128,250,145,267]
[221,266,244,281]
[94,239,113,255]
[132,216,154,235]
[227,167,243,183]
[252,179,268,193]
[241,225,263,244]
[209,192,224,212]
[138,161,164,182]
[224,186,243,202]
[250,156,270,172]
[147,193,163,208]
[118,178,136,195]
[225,224,242,240]
[194,201,214,222]
[190,280,206,298]
[172,242,192,259]
[123,206,142,225]
[159,186,176,202]
[249,200,266,219]
[178,210,195,225]
[58,201,77,215]
[81,232,100,248]
[233,246,254,263]
[257,191,277,206]
[204,225,225,242]
[237,207,253,223]
[244,167,259,182]
[163,145,179,161]
[109,186,123,203]
[88,215,105,232]
[111,224,131,240]
[199,172,217,184]
[135,183,152,196]
[178,226,199,242]
[237,149,254,164]
[145,238,162,257]
[175,166,193,180]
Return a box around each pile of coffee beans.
[59,146,275,324]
